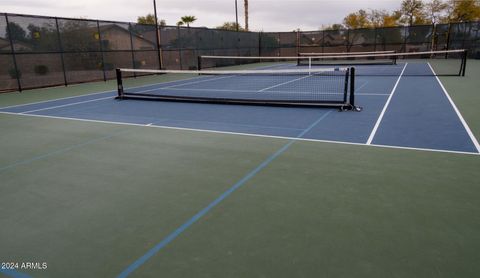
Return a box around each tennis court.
[1,54,480,277]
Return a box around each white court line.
[428,63,480,153]
[20,96,113,114]
[366,63,408,145]
[0,90,115,110]
[0,76,209,111]
[1,110,478,156]
[258,75,312,92]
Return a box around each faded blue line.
[117,110,332,278]
[0,129,128,173]
[0,269,32,278]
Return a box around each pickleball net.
[115,67,360,110]
[198,49,467,76]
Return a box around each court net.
[298,50,396,57]
[115,67,359,110]
[198,49,467,76]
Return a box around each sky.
[2,0,401,31]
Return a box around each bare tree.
[425,0,448,24]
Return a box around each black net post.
[197,56,202,70]
[55,17,68,87]
[5,14,22,92]
[96,20,107,82]
[349,67,355,107]
[116,68,124,98]
[343,68,350,105]
[461,50,468,76]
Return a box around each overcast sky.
[2,0,401,31]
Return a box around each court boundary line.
[427,63,480,153]
[0,76,209,111]
[116,110,333,277]
[366,63,408,144]
[19,96,114,114]
[1,110,478,156]
[0,90,115,110]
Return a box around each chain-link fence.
[0,13,260,92]
[1,12,479,92]
[291,23,480,58]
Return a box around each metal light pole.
[153,0,163,69]
[235,0,239,32]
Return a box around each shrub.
[8,68,21,79]
[34,65,49,75]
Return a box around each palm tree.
[244,0,249,31]
[177,21,184,27]
[180,15,197,27]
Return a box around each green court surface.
[1,61,480,278]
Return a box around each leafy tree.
[382,11,403,27]
[27,23,59,51]
[400,0,427,25]
[323,24,344,30]
[343,10,371,29]
[137,14,166,25]
[425,0,449,24]
[217,22,245,31]
[180,16,197,27]
[6,22,27,42]
[449,0,480,22]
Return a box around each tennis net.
[198,49,467,76]
[298,50,396,57]
[115,67,359,110]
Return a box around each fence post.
[5,14,22,92]
[177,26,183,69]
[55,17,68,87]
[296,30,300,55]
[153,0,163,69]
[258,32,262,56]
[346,29,350,52]
[446,23,452,58]
[128,23,136,78]
[322,30,325,53]
[96,20,107,81]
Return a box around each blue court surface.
[1,62,479,155]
